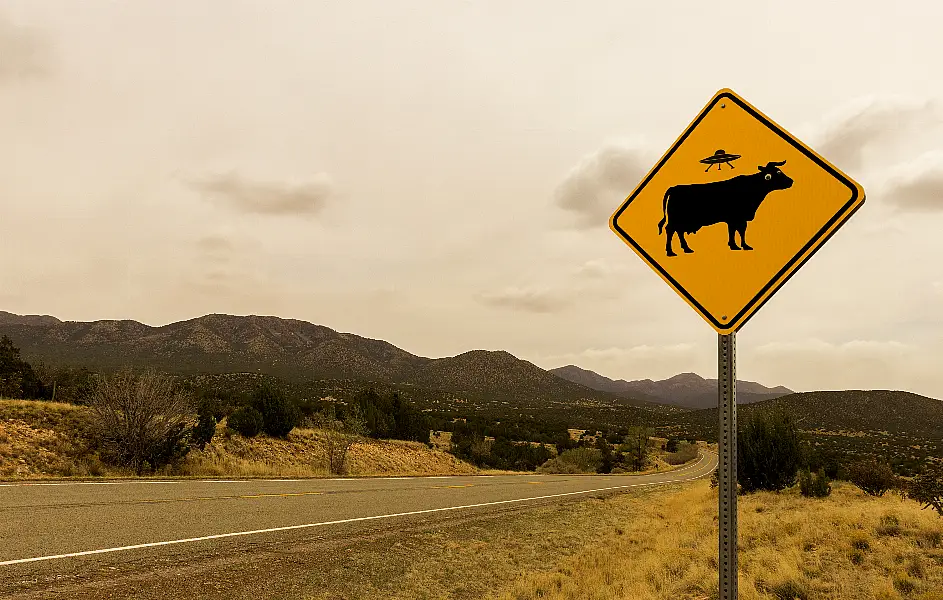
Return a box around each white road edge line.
[0,456,708,488]
[0,454,714,567]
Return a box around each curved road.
[0,452,716,598]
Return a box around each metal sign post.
[718,333,737,599]
[607,88,866,600]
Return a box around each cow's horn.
[766,160,786,167]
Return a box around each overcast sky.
[2,1,943,398]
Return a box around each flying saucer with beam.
[700,149,740,171]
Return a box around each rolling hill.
[550,365,793,409]
[0,311,666,412]
[658,390,943,472]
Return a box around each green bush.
[737,408,803,492]
[251,382,299,438]
[227,406,264,438]
[192,411,217,449]
[798,468,831,498]
[905,466,943,517]
[847,457,898,497]
[537,447,602,474]
[665,442,699,465]
[0,335,48,400]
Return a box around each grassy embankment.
[0,399,477,478]
[492,481,943,600]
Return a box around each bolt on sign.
[609,88,865,333]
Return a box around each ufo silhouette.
[700,149,740,171]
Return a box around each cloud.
[0,13,53,82]
[187,171,335,217]
[573,259,625,279]
[553,141,653,229]
[475,262,626,314]
[475,286,572,313]
[879,151,943,212]
[809,95,942,174]
[195,234,236,254]
[186,230,266,294]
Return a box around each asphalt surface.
[0,452,716,598]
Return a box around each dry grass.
[0,399,105,477]
[492,481,943,600]
[1,399,478,479]
[178,423,479,478]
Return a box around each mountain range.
[2,311,941,468]
[549,365,793,409]
[0,311,668,411]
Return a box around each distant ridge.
[0,311,664,411]
[550,365,793,409]
[662,390,943,470]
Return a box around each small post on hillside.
[718,333,737,599]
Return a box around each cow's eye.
[765,174,772,181]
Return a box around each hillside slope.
[0,399,478,479]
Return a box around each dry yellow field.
[492,481,943,600]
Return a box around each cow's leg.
[739,223,753,251]
[665,225,677,257]
[678,231,694,253]
[727,223,741,250]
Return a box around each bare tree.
[314,403,367,476]
[89,370,195,474]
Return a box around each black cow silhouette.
[657,160,793,257]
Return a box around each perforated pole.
[718,333,738,599]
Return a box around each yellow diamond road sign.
[610,88,865,334]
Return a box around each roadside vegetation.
[2,336,707,478]
[493,480,943,600]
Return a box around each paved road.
[0,453,715,598]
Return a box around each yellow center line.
[139,491,323,504]
[430,484,475,489]
[527,481,543,485]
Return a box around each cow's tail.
[657,188,670,235]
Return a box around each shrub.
[906,466,943,517]
[876,513,901,536]
[0,335,48,400]
[623,426,651,471]
[893,575,916,595]
[738,408,803,492]
[537,448,602,474]
[192,411,217,449]
[665,442,699,465]
[799,468,831,498]
[312,407,358,475]
[227,407,264,438]
[769,579,810,600]
[850,533,871,551]
[251,382,299,438]
[847,457,898,497]
[665,438,679,453]
[88,370,194,474]
[596,438,614,474]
